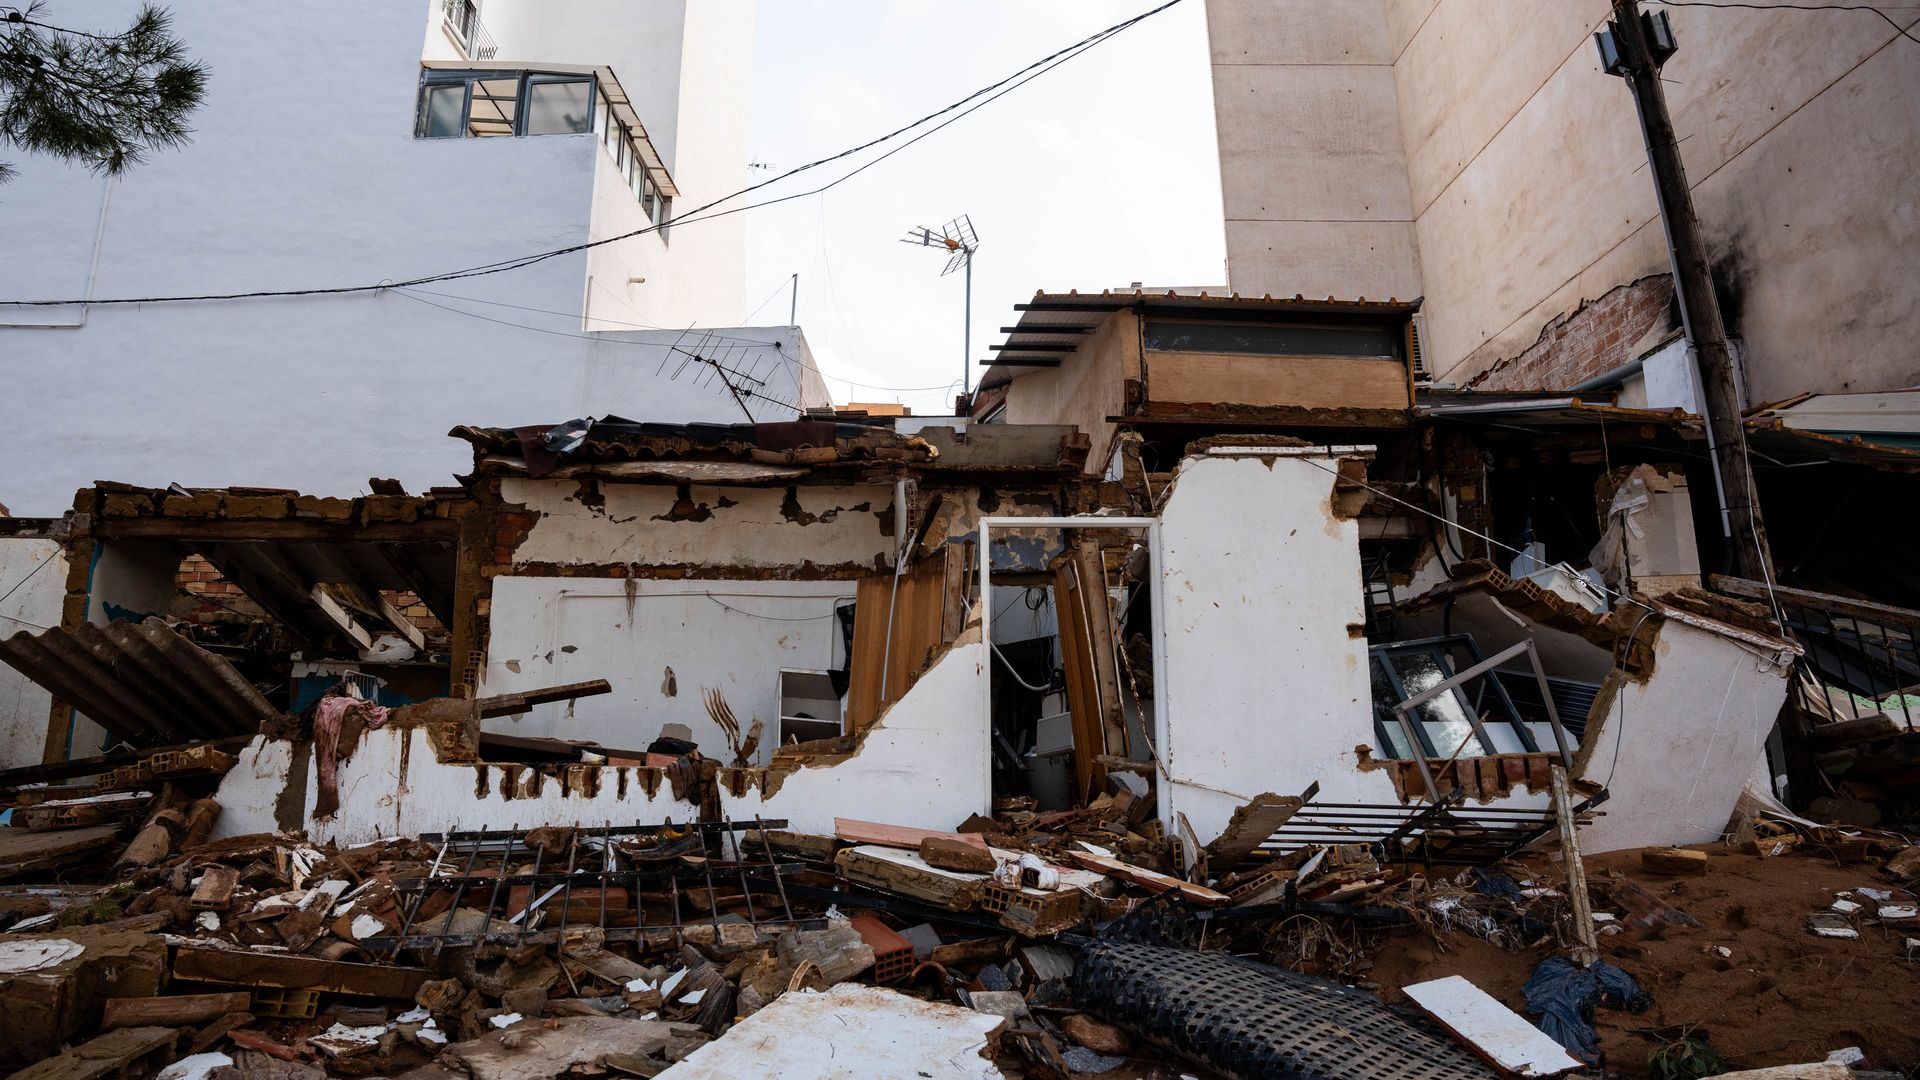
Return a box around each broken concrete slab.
[661,984,1006,1079]
[0,928,167,1072]
[8,1025,180,1080]
[437,1015,680,1080]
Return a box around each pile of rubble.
[5,750,1920,1078]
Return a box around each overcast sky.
[743,0,1224,412]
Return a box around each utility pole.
[788,273,798,326]
[1598,0,1773,581]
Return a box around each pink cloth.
[313,696,391,819]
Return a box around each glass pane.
[1143,319,1401,359]
[525,78,592,135]
[421,84,466,139]
[1370,661,1416,759]
[467,76,519,137]
[1390,651,1480,758]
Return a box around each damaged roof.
[0,617,277,747]
[985,289,1422,376]
[454,417,1088,478]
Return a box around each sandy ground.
[1366,844,1920,1077]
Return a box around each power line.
[0,0,1187,309]
[741,278,794,325]
[401,288,965,395]
[393,289,804,414]
[1644,1,1920,42]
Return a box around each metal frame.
[1371,634,1576,804]
[1254,784,1609,868]
[373,817,816,953]
[978,515,1163,832]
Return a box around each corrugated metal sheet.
[0,618,277,746]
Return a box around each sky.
[742,0,1225,413]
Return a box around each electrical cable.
[704,595,841,622]
[1643,1,1920,44]
[1293,454,1662,616]
[0,0,1187,309]
[392,289,805,414]
[402,288,963,394]
[741,278,793,326]
[0,548,57,609]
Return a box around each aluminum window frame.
[415,68,599,140]
[1368,635,1542,761]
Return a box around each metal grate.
[1255,786,1607,868]
[1074,940,1497,1079]
[369,817,819,955]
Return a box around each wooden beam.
[102,992,252,1031]
[172,945,429,999]
[92,518,457,543]
[1060,850,1230,906]
[0,736,255,790]
[372,591,428,651]
[835,817,989,852]
[308,585,374,650]
[474,679,614,718]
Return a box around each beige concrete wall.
[1212,0,1920,400]
[1206,0,1421,303]
[1002,310,1139,473]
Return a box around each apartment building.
[1206,0,1920,405]
[0,0,824,514]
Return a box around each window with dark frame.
[416,68,670,234]
[1142,319,1403,360]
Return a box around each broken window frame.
[1369,636,1578,796]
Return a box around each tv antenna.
[902,214,979,404]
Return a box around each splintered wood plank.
[0,824,120,880]
[1402,975,1584,1077]
[1060,850,1231,906]
[1203,791,1306,870]
[834,845,988,910]
[835,818,989,852]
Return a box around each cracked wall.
[501,478,894,574]
[207,636,989,844]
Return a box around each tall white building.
[0,0,826,515]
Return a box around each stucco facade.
[1208,0,1920,402]
[0,0,804,516]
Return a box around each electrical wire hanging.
[0,0,1188,310]
[1642,1,1920,44]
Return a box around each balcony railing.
[442,0,498,62]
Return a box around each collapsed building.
[3,292,1918,1077]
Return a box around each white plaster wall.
[0,1,790,516]
[210,638,988,844]
[503,479,894,571]
[1153,449,1390,844]
[1578,619,1791,851]
[482,577,853,761]
[0,539,66,769]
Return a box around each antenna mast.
[902,215,980,409]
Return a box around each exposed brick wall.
[1468,274,1676,391]
[173,553,447,639]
